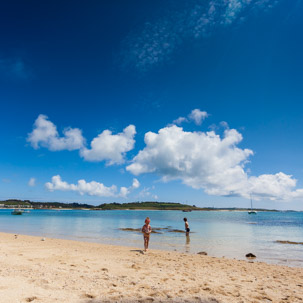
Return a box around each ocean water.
[0,209,302,267]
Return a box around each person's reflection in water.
[185,233,190,253]
[183,217,191,253]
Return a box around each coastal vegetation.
[97,201,197,210]
[0,199,280,211]
[0,200,196,210]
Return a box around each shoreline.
[2,209,303,268]
[1,207,296,212]
[0,231,302,303]
[1,229,301,268]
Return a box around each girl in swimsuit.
[142,217,152,252]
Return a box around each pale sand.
[0,232,302,303]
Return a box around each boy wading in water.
[142,217,152,252]
[184,217,190,235]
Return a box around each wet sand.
[0,232,302,303]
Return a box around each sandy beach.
[0,232,302,303]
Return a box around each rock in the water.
[276,240,303,245]
[119,228,162,234]
[245,253,256,258]
[167,229,185,233]
[197,251,207,255]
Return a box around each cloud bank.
[127,123,303,201]
[28,115,136,165]
[29,110,303,202]
[45,175,140,198]
[122,0,279,71]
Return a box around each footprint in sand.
[131,264,141,270]
[82,293,96,299]
[25,296,38,302]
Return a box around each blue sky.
[0,0,303,210]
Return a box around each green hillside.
[97,201,197,210]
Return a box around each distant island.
[98,202,198,210]
[0,199,282,212]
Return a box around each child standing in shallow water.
[184,217,190,235]
[142,217,152,252]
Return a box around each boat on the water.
[248,195,257,214]
[11,209,24,215]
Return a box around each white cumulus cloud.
[80,125,136,165]
[188,109,208,125]
[119,178,140,198]
[45,175,140,198]
[28,115,137,165]
[172,109,208,126]
[132,178,140,189]
[127,124,303,201]
[247,173,300,201]
[27,114,85,151]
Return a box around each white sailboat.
[248,195,257,214]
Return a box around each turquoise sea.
[0,209,302,267]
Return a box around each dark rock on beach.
[197,251,208,255]
[245,253,256,259]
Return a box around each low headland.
[0,199,281,212]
